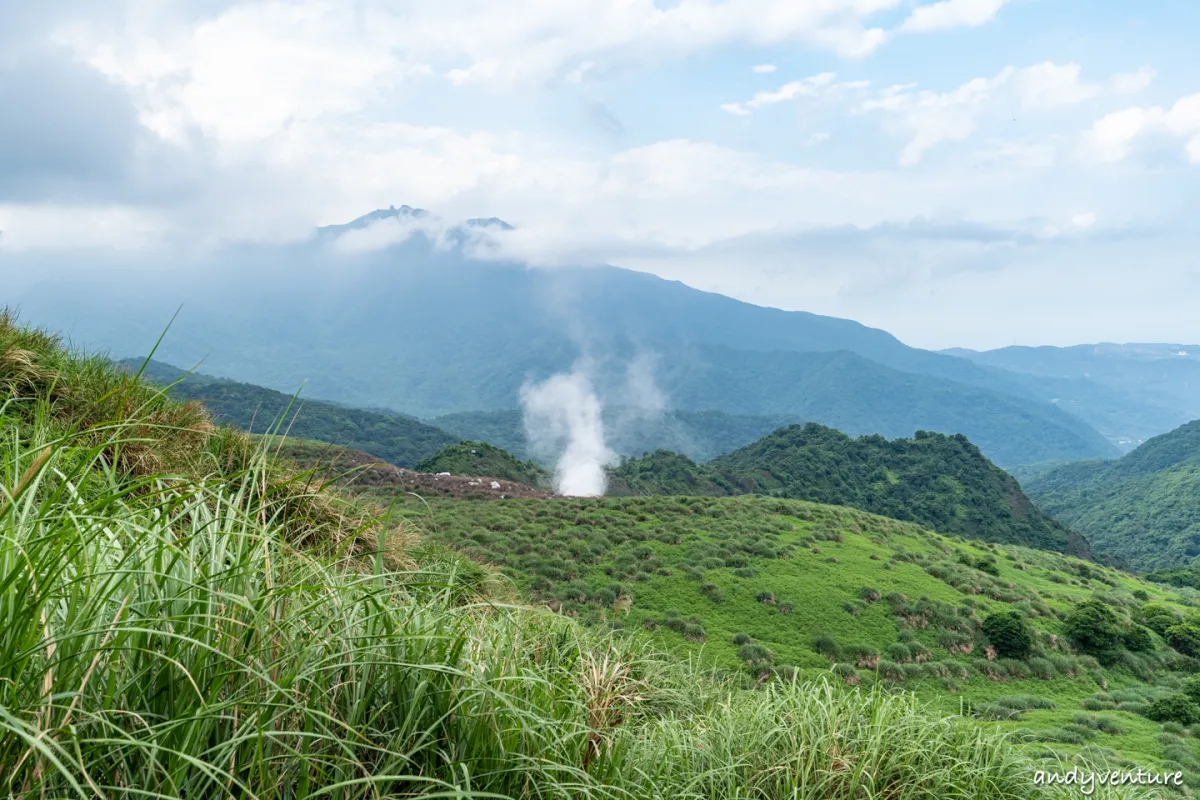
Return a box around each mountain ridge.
[1024,418,1200,570]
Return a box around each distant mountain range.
[946,343,1200,449]
[13,205,1187,468]
[1023,418,1200,571]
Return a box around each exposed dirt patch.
[294,444,555,500]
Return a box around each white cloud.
[720,72,867,115]
[1071,211,1097,228]
[1112,67,1156,94]
[0,204,168,250]
[1011,62,1100,109]
[864,62,1105,165]
[1084,92,1200,164]
[752,63,777,74]
[900,0,1011,33]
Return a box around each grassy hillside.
[414,440,552,487]
[125,357,459,467]
[1026,421,1200,571]
[344,486,1200,792]
[609,423,1092,559]
[7,313,1155,797]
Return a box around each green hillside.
[414,440,552,487]
[1025,420,1200,571]
[608,423,1092,559]
[9,314,1161,797]
[124,358,459,467]
[347,486,1200,791]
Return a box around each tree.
[1167,621,1200,657]
[982,610,1033,659]
[1064,598,1124,657]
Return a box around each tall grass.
[0,313,1157,798]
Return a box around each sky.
[0,0,1197,350]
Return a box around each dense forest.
[608,423,1093,559]
[1026,419,1200,571]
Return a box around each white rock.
[437,472,451,476]
[490,481,501,489]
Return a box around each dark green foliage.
[1063,598,1124,657]
[1027,419,1200,570]
[608,423,1092,558]
[1141,603,1182,637]
[1122,624,1154,653]
[981,611,1033,659]
[128,359,458,467]
[414,441,551,487]
[1182,676,1200,704]
[1167,621,1200,657]
[1145,694,1200,725]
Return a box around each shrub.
[1064,598,1124,657]
[981,610,1033,660]
[732,632,753,646]
[842,644,881,669]
[832,663,860,685]
[1122,624,1154,653]
[1141,603,1181,637]
[1168,621,1200,656]
[738,643,775,666]
[859,586,882,603]
[1027,657,1055,680]
[1145,694,1200,725]
[813,635,841,660]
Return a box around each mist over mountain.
[10,205,1175,469]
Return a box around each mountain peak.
[315,206,514,241]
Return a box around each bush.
[1122,624,1154,652]
[981,610,1033,659]
[1141,603,1181,637]
[732,632,753,646]
[813,635,840,659]
[1168,621,1200,656]
[1144,694,1200,725]
[738,643,775,666]
[1064,598,1124,657]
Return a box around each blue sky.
[0,0,1197,349]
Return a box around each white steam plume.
[520,368,617,497]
